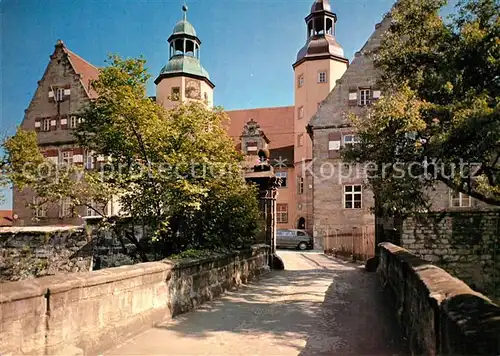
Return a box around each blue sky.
[0,0,458,209]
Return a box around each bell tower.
[292,0,348,233]
[155,5,215,110]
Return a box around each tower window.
[298,75,304,88]
[298,176,304,194]
[276,171,287,188]
[171,87,180,101]
[297,133,304,147]
[326,18,334,35]
[359,89,372,106]
[298,106,304,119]
[318,71,327,83]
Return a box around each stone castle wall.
[0,227,93,282]
[401,211,500,301]
[0,245,269,356]
[378,242,500,355]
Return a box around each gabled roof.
[0,210,13,227]
[225,106,295,150]
[309,15,392,129]
[59,41,100,99]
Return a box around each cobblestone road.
[107,251,408,355]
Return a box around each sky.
[0,0,458,209]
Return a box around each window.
[298,106,304,119]
[318,71,327,83]
[343,134,360,145]
[69,116,78,129]
[276,171,287,188]
[297,176,304,194]
[55,88,64,102]
[33,197,47,218]
[298,75,304,88]
[344,185,362,209]
[60,197,72,218]
[171,87,180,101]
[86,200,106,217]
[359,89,371,106]
[204,92,208,105]
[61,151,73,166]
[297,133,304,147]
[450,191,471,208]
[85,151,95,170]
[277,204,288,224]
[43,119,51,132]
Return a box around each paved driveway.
[106,251,408,355]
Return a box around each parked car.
[276,229,313,250]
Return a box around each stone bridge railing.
[378,242,500,355]
[0,245,269,356]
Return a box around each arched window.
[297,217,306,230]
[326,18,333,35]
[308,21,313,38]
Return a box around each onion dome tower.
[155,5,215,109]
[292,0,349,234]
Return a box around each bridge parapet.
[0,244,269,355]
[378,242,500,355]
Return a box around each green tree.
[4,55,260,260]
[344,0,500,214]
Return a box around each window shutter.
[348,88,358,106]
[73,154,84,164]
[372,89,381,100]
[64,88,71,96]
[35,120,41,132]
[48,91,54,99]
[60,117,68,130]
[50,119,57,129]
[328,132,341,158]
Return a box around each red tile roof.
[225,106,295,149]
[62,44,100,99]
[0,210,13,227]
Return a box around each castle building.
[13,1,347,233]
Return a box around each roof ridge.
[226,105,294,112]
[64,47,99,71]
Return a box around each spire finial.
[182,3,188,21]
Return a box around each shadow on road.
[152,253,409,355]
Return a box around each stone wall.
[0,244,269,356]
[0,227,93,282]
[378,242,500,355]
[401,211,500,301]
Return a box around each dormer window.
[43,119,51,132]
[359,89,371,106]
[69,116,78,129]
[343,134,359,145]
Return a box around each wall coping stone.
[0,245,268,302]
[379,242,500,355]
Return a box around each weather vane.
[182,1,188,21]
